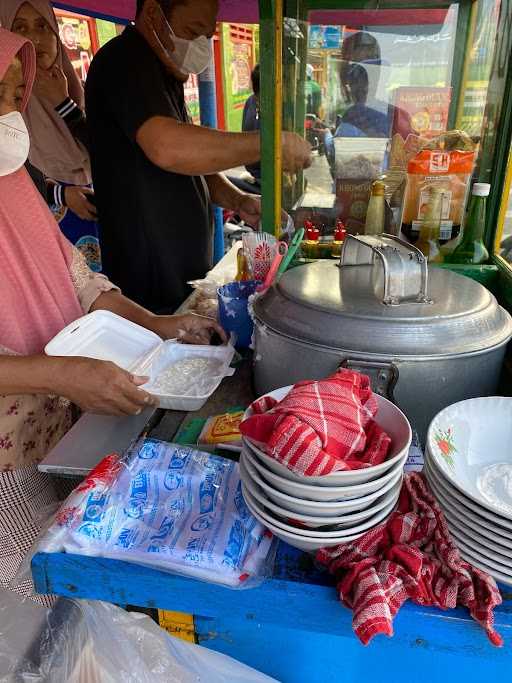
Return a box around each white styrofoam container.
[45,311,235,411]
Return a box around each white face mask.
[0,111,30,177]
[152,9,212,75]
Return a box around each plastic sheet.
[37,440,276,589]
[0,589,278,682]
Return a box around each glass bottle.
[301,224,320,259]
[331,221,347,259]
[447,183,490,265]
[415,187,444,263]
[364,181,386,236]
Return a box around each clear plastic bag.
[37,440,276,589]
[0,589,279,682]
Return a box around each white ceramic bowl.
[424,454,512,532]
[241,448,403,517]
[427,397,512,519]
[445,516,512,562]
[453,541,512,588]
[243,490,379,553]
[240,457,401,530]
[243,445,406,502]
[425,468,512,550]
[448,525,512,576]
[243,386,412,487]
[242,485,397,540]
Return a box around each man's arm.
[136,117,261,175]
[205,173,245,209]
[136,117,312,176]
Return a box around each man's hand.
[55,357,158,416]
[152,314,228,345]
[64,186,97,221]
[34,65,69,107]
[282,132,312,173]
[235,194,261,228]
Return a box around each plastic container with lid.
[45,311,236,411]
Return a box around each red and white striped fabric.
[317,473,503,647]
[240,370,391,476]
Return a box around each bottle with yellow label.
[415,187,444,263]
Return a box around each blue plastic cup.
[217,280,259,349]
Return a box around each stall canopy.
[53,1,447,26]
[53,0,259,23]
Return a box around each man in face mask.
[85,0,312,314]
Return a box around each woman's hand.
[152,314,228,345]
[34,64,69,106]
[55,357,159,416]
[64,186,97,221]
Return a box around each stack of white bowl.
[424,397,512,587]
[240,386,412,552]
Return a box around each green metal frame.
[258,0,512,290]
[260,0,279,235]
[484,0,512,256]
[259,0,473,233]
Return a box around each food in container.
[45,311,235,411]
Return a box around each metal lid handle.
[340,234,432,306]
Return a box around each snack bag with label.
[198,411,244,448]
[402,149,475,243]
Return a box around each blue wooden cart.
[33,362,512,682]
[31,544,512,683]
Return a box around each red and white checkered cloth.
[317,472,504,646]
[240,370,391,476]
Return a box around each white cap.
[472,183,491,197]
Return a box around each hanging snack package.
[402,147,475,243]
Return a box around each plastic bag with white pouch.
[37,439,276,589]
[0,589,279,682]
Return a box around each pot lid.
[253,260,512,356]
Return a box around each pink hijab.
[0,1,90,184]
[0,28,83,355]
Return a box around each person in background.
[241,63,261,188]
[320,31,415,175]
[2,1,101,272]
[0,28,225,604]
[333,31,414,141]
[305,63,322,118]
[85,0,311,314]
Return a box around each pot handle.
[339,358,399,402]
[340,234,432,306]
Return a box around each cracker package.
[198,411,244,448]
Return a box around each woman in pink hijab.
[2,1,102,270]
[0,28,224,605]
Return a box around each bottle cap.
[472,183,491,197]
[306,226,320,241]
[335,226,347,241]
[372,181,386,196]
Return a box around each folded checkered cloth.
[240,370,391,476]
[317,472,503,646]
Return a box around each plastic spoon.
[257,242,288,293]
[277,227,304,277]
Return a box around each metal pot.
[252,235,512,442]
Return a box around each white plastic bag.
[0,589,279,682]
[38,440,275,589]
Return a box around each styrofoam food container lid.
[45,311,235,411]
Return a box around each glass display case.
[258,0,512,291]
